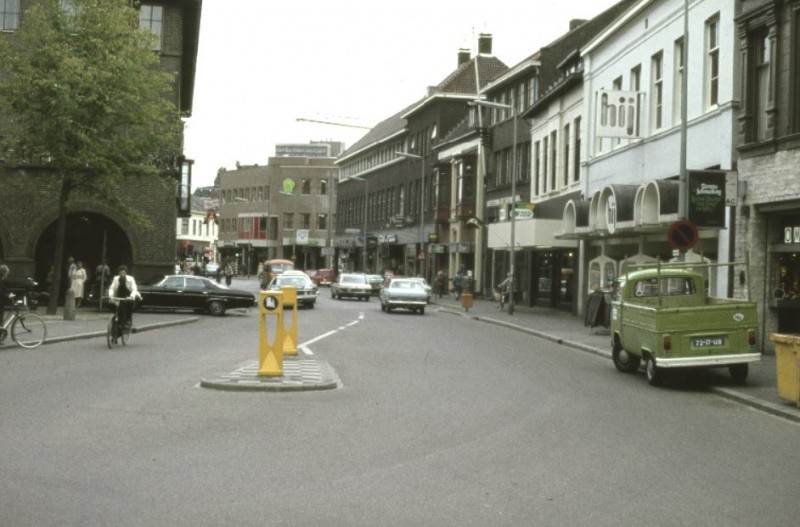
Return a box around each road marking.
[300,314,363,355]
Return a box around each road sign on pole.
[668,220,698,251]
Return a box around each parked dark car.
[5,275,44,309]
[137,275,255,316]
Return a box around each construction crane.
[296,118,372,129]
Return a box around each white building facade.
[561,0,743,309]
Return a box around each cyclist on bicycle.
[497,272,513,309]
[107,265,141,330]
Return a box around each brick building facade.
[0,1,202,291]
[734,0,800,347]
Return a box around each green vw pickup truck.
[610,267,760,386]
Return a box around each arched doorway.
[36,212,133,300]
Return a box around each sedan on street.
[330,273,371,301]
[267,270,318,308]
[137,275,255,316]
[366,274,385,295]
[379,277,428,314]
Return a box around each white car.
[267,270,319,308]
[379,278,428,314]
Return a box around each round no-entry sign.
[668,220,699,251]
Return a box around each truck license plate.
[693,337,725,347]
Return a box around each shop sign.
[296,229,309,245]
[688,170,727,228]
[595,89,641,139]
[429,244,446,254]
[427,233,439,243]
[785,227,800,244]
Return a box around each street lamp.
[348,175,369,272]
[470,98,517,315]
[395,151,425,277]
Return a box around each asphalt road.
[1,289,799,526]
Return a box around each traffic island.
[200,355,340,392]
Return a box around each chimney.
[569,19,587,31]
[478,33,492,55]
[458,48,471,66]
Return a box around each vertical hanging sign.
[688,170,727,228]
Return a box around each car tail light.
[749,329,757,347]
[663,335,672,354]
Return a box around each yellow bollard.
[258,290,284,377]
[280,286,298,356]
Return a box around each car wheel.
[645,355,662,386]
[363,296,369,302]
[331,290,337,299]
[387,306,393,313]
[729,364,749,384]
[207,300,226,316]
[380,302,385,312]
[420,306,425,315]
[612,342,641,373]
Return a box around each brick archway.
[34,212,134,300]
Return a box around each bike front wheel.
[11,312,47,349]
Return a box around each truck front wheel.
[612,343,641,373]
[645,355,663,386]
[729,364,749,384]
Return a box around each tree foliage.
[0,0,185,313]
[0,0,183,202]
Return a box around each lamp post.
[396,151,425,278]
[348,175,369,271]
[470,99,517,314]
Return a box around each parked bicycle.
[0,294,47,349]
[107,298,135,348]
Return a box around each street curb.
[200,357,340,392]
[440,306,800,424]
[709,387,800,424]
[42,317,200,345]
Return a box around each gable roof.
[338,54,509,163]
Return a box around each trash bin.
[461,292,473,312]
[770,333,800,407]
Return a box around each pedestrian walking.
[224,262,233,286]
[71,261,87,308]
[453,268,465,301]
[435,270,447,300]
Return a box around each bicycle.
[107,298,135,349]
[493,287,509,311]
[0,295,47,349]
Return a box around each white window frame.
[705,14,720,109]
[651,52,664,132]
[673,38,684,125]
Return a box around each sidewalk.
[434,294,800,424]
[33,306,199,344]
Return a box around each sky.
[183,0,624,188]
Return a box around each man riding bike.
[107,265,141,334]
